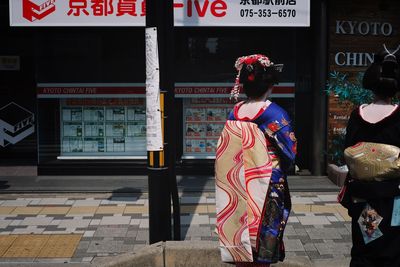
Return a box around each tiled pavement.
[0,192,352,264]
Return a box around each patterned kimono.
[215,101,297,265]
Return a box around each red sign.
[23,0,56,22]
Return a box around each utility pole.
[146,0,181,243]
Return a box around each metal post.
[311,0,328,175]
[146,0,180,243]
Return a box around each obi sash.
[215,120,272,262]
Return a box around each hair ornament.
[383,44,400,62]
[230,54,283,101]
[246,64,254,73]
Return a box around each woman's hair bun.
[239,61,280,98]
[363,45,400,98]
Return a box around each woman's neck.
[247,89,271,103]
[373,96,392,105]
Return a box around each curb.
[91,241,350,267]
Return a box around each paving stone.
[11,207,43,215]
[101,197,138,205]
[39,198,68,205]
[94,226,128,237]
[298,215,331,225]
[139,219,149,229]
[283,225,297,236]
[327,216,339,222]
[288,216,299,223]
[73,200,102,207]
[76,241,90,252]
[283,239,305,252]
[293,228,308,236]
[306,228,342,239]
[44,225,67,231]
[124,206,148,214]
[0,220,12,229]
[11,226,45,234]
[314,242,352,255]
[135,230,149,241]
[126,230,138,238]
[0,207,17,215]
[99,216,131,225]
[40,207,71,215]
[9,220,23,226]
[180,196,208,204]
[292,204,311,213]
[306,251,333,260]
[90,219,101,226]
[181,214,209,225]
[83,231,95,237]
[58,219,91,228]
[181,205,209,214]
[87,240,125,253]
[68,207,98,215]
[303,243,317,252]
[96,206,125,214]
[317,195,338,202]
[344,223,352,233]
[184,225,213,237]
[291,196,314,204]
[20,217,53,226]
[1,200,31,207]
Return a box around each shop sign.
[37,84,146,98]
[0,102,35,147]
[174,83,295,98]
[36,83,295,98]
[174,0,310,27]
[10,0,309,27]
[10,0,146,26]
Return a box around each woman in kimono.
[343,45,400,267]
[215,54,297,266]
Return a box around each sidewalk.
[0,191,351,266]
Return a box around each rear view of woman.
[344,45,400,267]
[215,54,297,266]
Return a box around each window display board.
[60,98,146,158]
[183,98,232,159]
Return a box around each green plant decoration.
[326,71,372,166]
[326,71,373,105]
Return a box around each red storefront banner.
[37,83,295,98]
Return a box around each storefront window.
[175,28,297,160]
[59,98,146,158]
[35,29,146,166]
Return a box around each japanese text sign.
[10,0,310,27]
[10,0,146,26]
[174,0,310,27]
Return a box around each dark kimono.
[345,106,400,267]
[215,101,297,265]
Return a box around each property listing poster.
[60,99,146,156]
[183,98,232,158]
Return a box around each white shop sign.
[10,0,310,27]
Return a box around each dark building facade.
[5,0,392,176]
